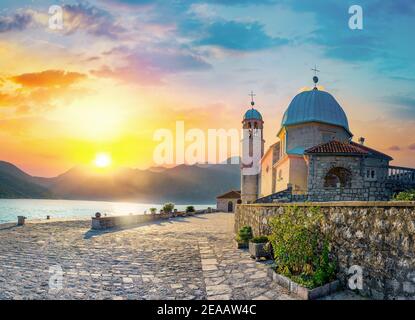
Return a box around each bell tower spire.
[240,92,264,204]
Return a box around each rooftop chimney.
[358,137,365,145]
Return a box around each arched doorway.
[324,167,352,188]
[227,201,233,212]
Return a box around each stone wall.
[307,155,393,201]
[235,202,415,299]
[217,198,238,212]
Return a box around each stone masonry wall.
[235,202,415,299]
[307,155,392,201]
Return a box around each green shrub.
[149,208,157,214]
[236,226,253,243]
[163,202,175,213]
[268,206,337,289]
[394,189,415,201]
[250,236,269,243]
[186,206,195,213]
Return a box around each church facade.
[240,77,415,203]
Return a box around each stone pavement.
[0,212,359,300]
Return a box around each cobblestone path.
[0,213,357,300]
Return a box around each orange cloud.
[10,70,87,88]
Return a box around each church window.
[366,168,376,181]
[324,167,352,188]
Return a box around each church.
[240,75,415,204]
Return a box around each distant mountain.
[0,160,240,203]
[0,161,51,198]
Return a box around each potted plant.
[186,206,195,216]
[235,226,252,249]
[249,236,272,261]
[163,202,175,214]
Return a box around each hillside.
[0,161,240,203]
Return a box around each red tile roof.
[305,140,393,160]
[216,190,241,199]
[349,141,393,160]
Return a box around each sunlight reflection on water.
[0,199,214,223]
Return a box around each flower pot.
[235,240,249,249]
[249,242,271,260]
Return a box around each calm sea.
[0,199,215,224]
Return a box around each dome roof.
[281,89,350,132]
[244,108,262,120]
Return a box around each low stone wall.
[235,201,415,299]
[92,214,162,229]
[91,208,217,230]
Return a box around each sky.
[0,0,414,177]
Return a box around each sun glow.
[94,153,112,168]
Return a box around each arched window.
[324,167,352,188]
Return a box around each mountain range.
[0,160,240,204]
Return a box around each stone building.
[216,190,241,212]
[240,75,415,203]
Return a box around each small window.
[366,169,376,181]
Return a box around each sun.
[94,153,112,168]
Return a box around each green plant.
[162,202,175,213]
[394,189,415,201]
[250,235,269,243]
[268,206,337,289]
[149,208,157,214]
[186,206,195,213]
[236,226,253,243]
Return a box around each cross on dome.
[249,90,256,107]
[311,65,320,88]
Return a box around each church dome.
[244,108,262,120]
[281,89,349,132]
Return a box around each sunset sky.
[0,0,414,177]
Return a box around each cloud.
[62,2,126,39]
[1,70,89,115]
[196,20,288,51]
[388,145,401,151]
[384,95,415,119]
[10,70,87,88]
[91,47,211,85]
[0,12,33,32]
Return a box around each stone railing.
[388,166,415,184]
[91,208,216,230]
[235,201,415,299]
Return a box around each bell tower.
[241,91,264,203]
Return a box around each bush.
[268,206,337,289]
[394,189,415,201]
[236,226,253,243]
[250,235,269,243]
[162,202,175,213]
[186,206,195,213]
[149,208,157,214]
